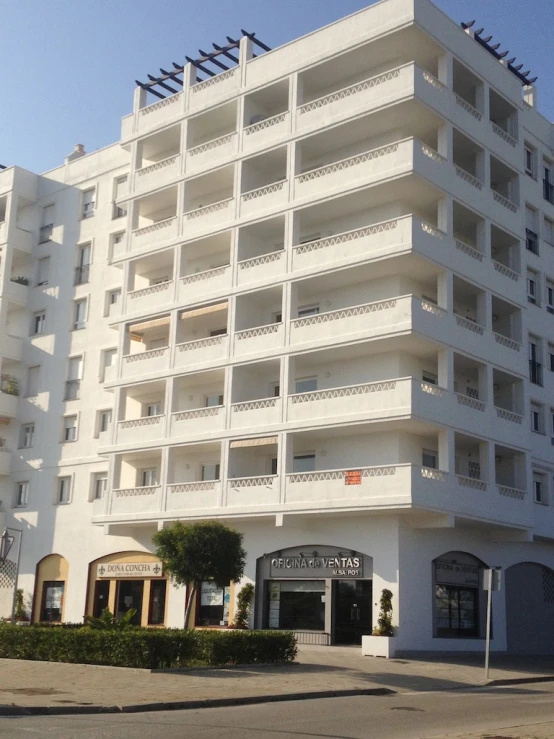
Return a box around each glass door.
[333,580,372,645]
[115,580,144,625]
[93,580,110,617]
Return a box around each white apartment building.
[1,0,554,653]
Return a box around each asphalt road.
[2,683,554,739]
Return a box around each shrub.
[372,588,394,636]
[232,583,255,629]
[0,626,297,669]
[84,607,137,630]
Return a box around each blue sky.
[2,0,552,173]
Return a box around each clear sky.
[2,0,553,174]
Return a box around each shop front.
[255,544,373,645]
[433,551,487,639]
[86,551,167,627]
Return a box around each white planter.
[361,635,395,658]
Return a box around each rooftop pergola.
[135,30,271,101]
[461,21,537,86]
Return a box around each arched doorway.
[433,551,487,640]
[33,554,69,623]
[256,544,373,645]
[506,562,554,654]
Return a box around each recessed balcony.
[137,93,182,134]
[236,216,285,286]
[183,166,235,236]
[489,88,519,150]
[490,155,519,217]
[186,101,238,173]
[179,232,232,303]
[130,187,178,252]
[491,296,522,356]
[126,250,174,314]
[240,147,288,217]
[242,80,290,153]
[493,369,524,426]
[170,370,226,438]
[230,359,281,430]
[188,66,239,110]
[233,287,283,357]
[166,442,222,511]
[175,302,229,370]
[134,125,181,193]
[452,58,484,124]
[226,437,279,508]
[116,380,166,445]
[121,315,171,380]
[111,450,163,515]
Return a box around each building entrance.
[115,580,144,625]
[333,580,372,645]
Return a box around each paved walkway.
[0,647,553,714]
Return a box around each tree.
[232,583,255,629]
[153,521,246,628]
[372,588,394,636]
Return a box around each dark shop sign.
[270,553,363,579]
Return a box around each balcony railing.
[64,379,80,400]
[74,264,90,285]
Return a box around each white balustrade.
[492,260,519,281]
[492,190,518,212]
[495,407,523,424]
[454,95,483,121]
[237,250,285,285]
[116,415,165,444]
[234,323,284,356]
[241,180,287,216]
[178,265,231,301]
[131,217,177,249]
[493,332,521,351]
[111,486,161,514]
[491,122,517,147]
[498,485,526,500]
[134,155,180,191]
[455,315,485,335]
[230,397,280,429]
[226,476,279,508]
[174,334,228,368]
[138,94,181,132]
[455,166,483,190]
[455,240,483,261]
[166,481,221,510]
[121,347,169,378]
[170,405,225,436]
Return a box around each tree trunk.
[184,582,197,629]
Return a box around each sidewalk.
[0,647,553,715]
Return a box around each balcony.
[233,287,283,357]
[183,165,235,236]
[134,124,181,194]
[243,80,289,153]
[127,250,175,314]
[0,448,11,476]
[137,93,182,134]
[166,442,222,511]
[230,359,281,430]
[490,155,519,221]
[0,335,22,362]
[115,380,166,445]
[111,448,163,515]
[188,67,239,110]
[0,390,18,418]
[489,88,518,157]
[236,216,285,287]
[227,437,279,508]
[490,224,521,286]
[170,370,225,438]
[175,302,229,370]
[179,232,232,303]
[186,101,237,174]
[240,148,288,217]
[117,415,165,445]
[121,315,171,379]
[130,187,178,252]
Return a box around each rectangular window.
[93,474,107,500]
[544,218,554,246]
[75,244,91,284]
[524,146,535,176]
[422,371,438,386]
[422,449,438,469]
[32,311,45,335]
[295,377,317,394]
[113,231,125,244]
[293,454,316,473]
[546,281,554,314]
[141,468,158,487]
[82,189,95,218]
[435,584,477,638]
[39,205,55,242]
[19,424,34,449]
[73,299,87,330]
[267,580,326,631]
[534,473,546,504]
[201,463,220,481]
[65,356,82,400]
[529,339,543,385]
[148,580,167,626]
[15,481,29,508]
[63,415,78,442]
[526,229,539,254]
[197,582,230,626]
[205,394,223,407]
[99,409,112,433]
[146,402,162,417]
[531,403,543,433]
[25,366,40,397]
[58,477,71,504]
[298,304,320,318]
[40,581,64,622]
[113,176,128,218]
[527,272,538,304]
[37,257,50,286]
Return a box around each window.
[271,457,278,475]
[98,409,112,434]
[525,206,538,254]
[15,481,29,508]
[32,311,45,335]
[113,231,125,245]
[546,281,554,314]
[75,244,91,285]
[293,454,315,473]
[113,176,128,218]
[197,582,230,626]
[201,463,220,481]
[551,409,554,442]
[531,403,544,433]
[82,189,95,218]
[37,257,50,286]
[19,424,34,449]
[39,205,55,242]
[527,273,538,304]
[549,344,554,372]
[526,229,539,254]
[529,339,543,385]
[146,402,162,417]
[209,328,226,337]
[93,473,107,500]
[63,415,78,442]
[141,468,158,487]
[544,218,554,246]
[65,356,82,399]
[105,289,121,317]
[104,348,117,368]
[40,581,64,622]
[25,366,40,397]
[435,585,477,638]
[534,472,546,504]
[422,449,438,469]
[73,299,87,330]
[298,304,320,318]
[148,580,167,625]
[295,377,317,394]
[422,371,438,386]
[544,162,554,204]
[205,394,223,407]
[58,477,71,504]
[524,145,535,176]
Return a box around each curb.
[485,675,554,688]
[0,687,395,716]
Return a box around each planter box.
[361,635,395,658]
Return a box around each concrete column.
[168,308,179,369]
[479,441,490,482]
[240,36,254,88]
[438,427,455,472]
[132,86,146,133]
[230,226,240,288]
[224,365,234,431]
[180,119,188,177]
[182,62,196,111]
[116,320,127,380]
[282,281,293,345]
[437,348,453,390]
[481,362,493,405]
[437,122,453,162]
[289,74,299,134]
[437,195,453,237]
[476,149,489,187]
[478,290,492,330]
[523,85,537,109]
[480,218,490,258]
[159,445,170,512]
[220,439,231,507]
[278,432,294,504]
[437,270,453,311]
[437,52,453,88]
[476,82,488,119]
[164,376,174,439]
[487,441,497,487]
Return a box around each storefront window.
[40,581,64,622]
[148,580,167,625]
[198,582,230,626]
[435,585,478,637]
[268,580,325,631]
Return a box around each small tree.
[372,588,394,636]
[14,589,27,622]
[232,583,255,629]
[153,521,246,628]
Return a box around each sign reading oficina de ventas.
[97,562,163,578]
[269,548,364,578]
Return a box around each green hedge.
[0,625,297,669]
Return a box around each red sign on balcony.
[344,470,361,485]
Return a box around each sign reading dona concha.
[97,561,163,578]
[268,545,367,579]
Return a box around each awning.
[180,302,228,320]
[129,316,171,334]
[230,436,278,448]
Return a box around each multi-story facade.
[1,0,554,652]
